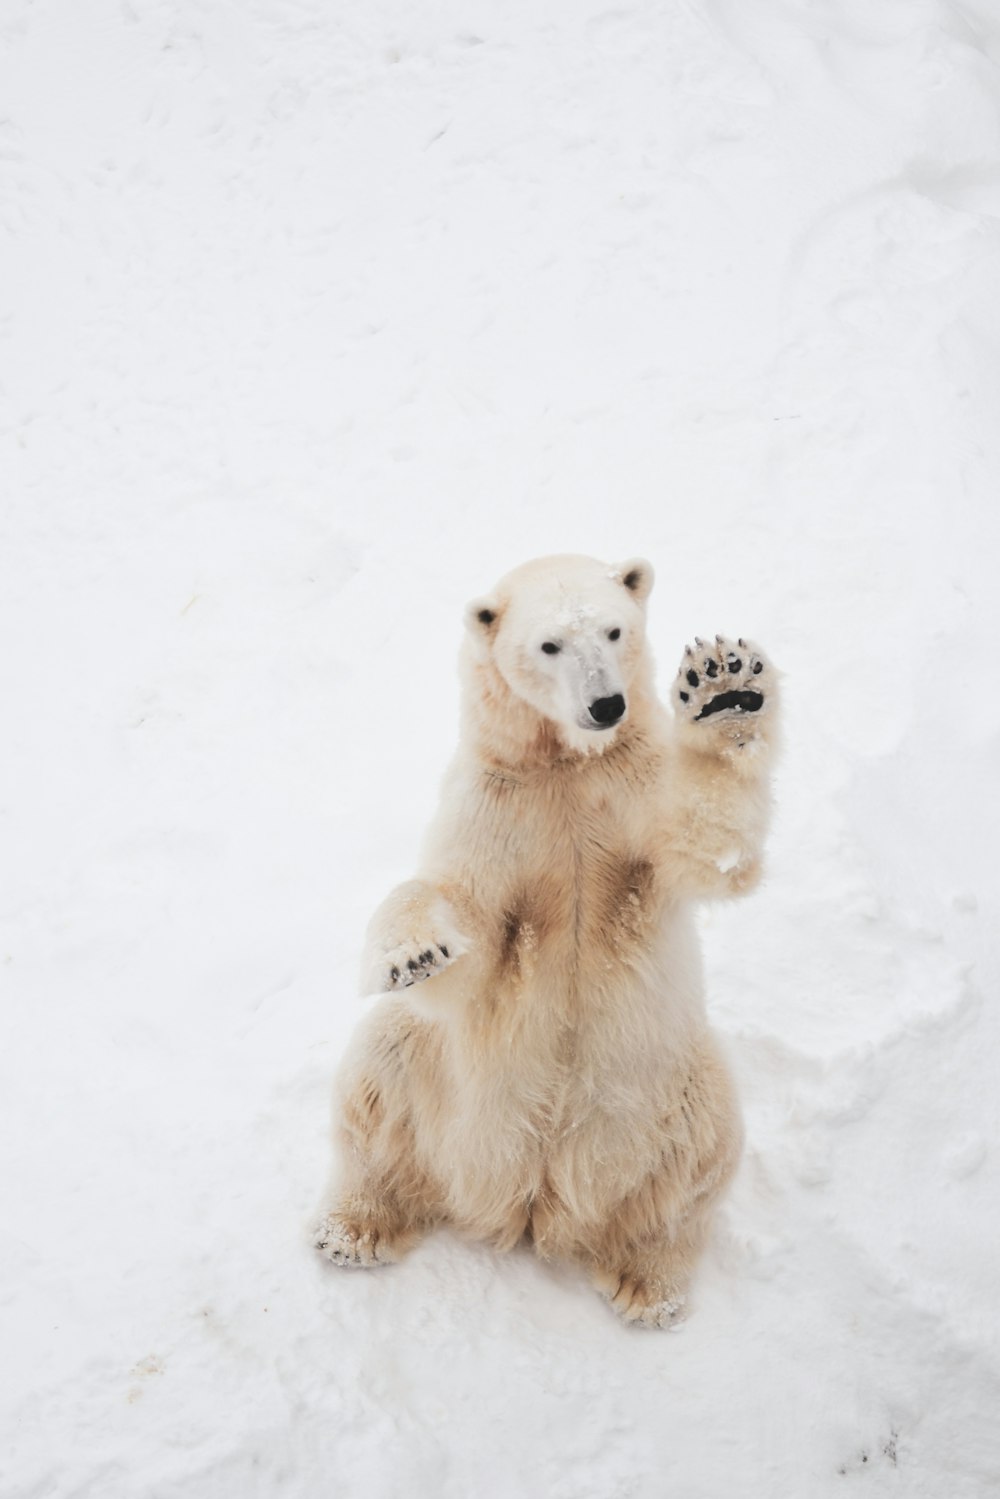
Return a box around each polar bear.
[314,554,779,1327]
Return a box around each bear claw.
[313,1214,399,1267]
[382,941,456,991]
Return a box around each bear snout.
[589,694,626,727]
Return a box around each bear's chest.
[480,773,661,967]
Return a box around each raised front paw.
[674,636,772,742]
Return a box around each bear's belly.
[427,897,708,1243]
[437,1026,720,1250]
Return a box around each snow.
[2,0,999,1494]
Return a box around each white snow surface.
[2,1,1000,1494]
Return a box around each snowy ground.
[3,0,1000,1494]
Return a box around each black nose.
[589,694,626,726]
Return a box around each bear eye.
[608,628,621,641]
[541,642,561,655]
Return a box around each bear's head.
[463,554,655,763]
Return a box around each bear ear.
[613,557,655,604]
[464,595,503,640]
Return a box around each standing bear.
[315,554,779,1327]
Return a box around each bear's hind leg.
[585,1063,742,1327]
[314,1021,444,1269]
[314,1133,442,1268]
[589,1215,709,1328]
[314,1181,428,1268]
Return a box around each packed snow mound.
[2,1,999,1495]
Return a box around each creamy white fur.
[315,554,780,1325]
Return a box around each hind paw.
[596,1270,688,1330]
[313,1213,402,1268]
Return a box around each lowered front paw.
[674,636,773,744]
[380,938,456,991]
[362,893,469,994]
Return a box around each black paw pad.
[686,669,699,687]
[695,689,764,720]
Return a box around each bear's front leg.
[662,636,779,899]
[360,878,470,994]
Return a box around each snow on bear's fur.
[315,554,779,1327]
